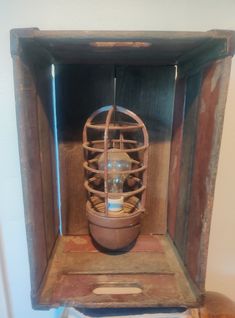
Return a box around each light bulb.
[98,148,132,212]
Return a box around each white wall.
[0,1,235,317]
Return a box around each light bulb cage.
[83,105,149,218]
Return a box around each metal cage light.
[83,105,149,250]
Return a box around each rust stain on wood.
[185,59,231,288]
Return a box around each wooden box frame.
[11,28,235,310]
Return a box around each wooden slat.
[61,252,171,275]
[36,62,59,257]
[51,274,186,307]
[174,71,202,257]
[14,29,235,65]
[185,57,232,290]
[167,78,187,239]
[12,56,48,295]
[56,64,114,234]
[116,65,176,234]
[59,142,88,234]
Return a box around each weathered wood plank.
[178,39,227,78]
[51,274,186,307]
[36,62,59,257]
[174,71,202,255]
[167,77,187,239]
[116,65,175,234]
[12,56,48,295]
[59,142,88,234]
[185,57,232,290]
[12,29,235,66]
[56,64,114,234]
[38,235,199,308]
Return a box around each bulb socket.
[108,197,124,212]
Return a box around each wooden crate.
[10,28,235,309]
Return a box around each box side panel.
[167,77,186,238]
[174,71,203,255]
[185,57,232,290]
[168,56,232,291]
[56,64,114,234]
[116,65,176,234]
[12,42,59,301]
[35,61,59,257]
[30,29,234,65]
[12,56,48,296]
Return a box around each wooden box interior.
[11,29,235,309]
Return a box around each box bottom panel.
[37,235,201,308]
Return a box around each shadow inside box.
[61,306,187,318]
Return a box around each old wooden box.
[11,28,235,309]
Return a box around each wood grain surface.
[12,55,49,296]
[116,65,176,234]
[38,235,199,308]
[56,64,114,234]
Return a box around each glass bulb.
[98,148,132,212]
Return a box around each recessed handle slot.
[90,41,151,48]
[93,285,142,295]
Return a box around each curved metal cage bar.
[83,105,149,217]
[83,142,148,153]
